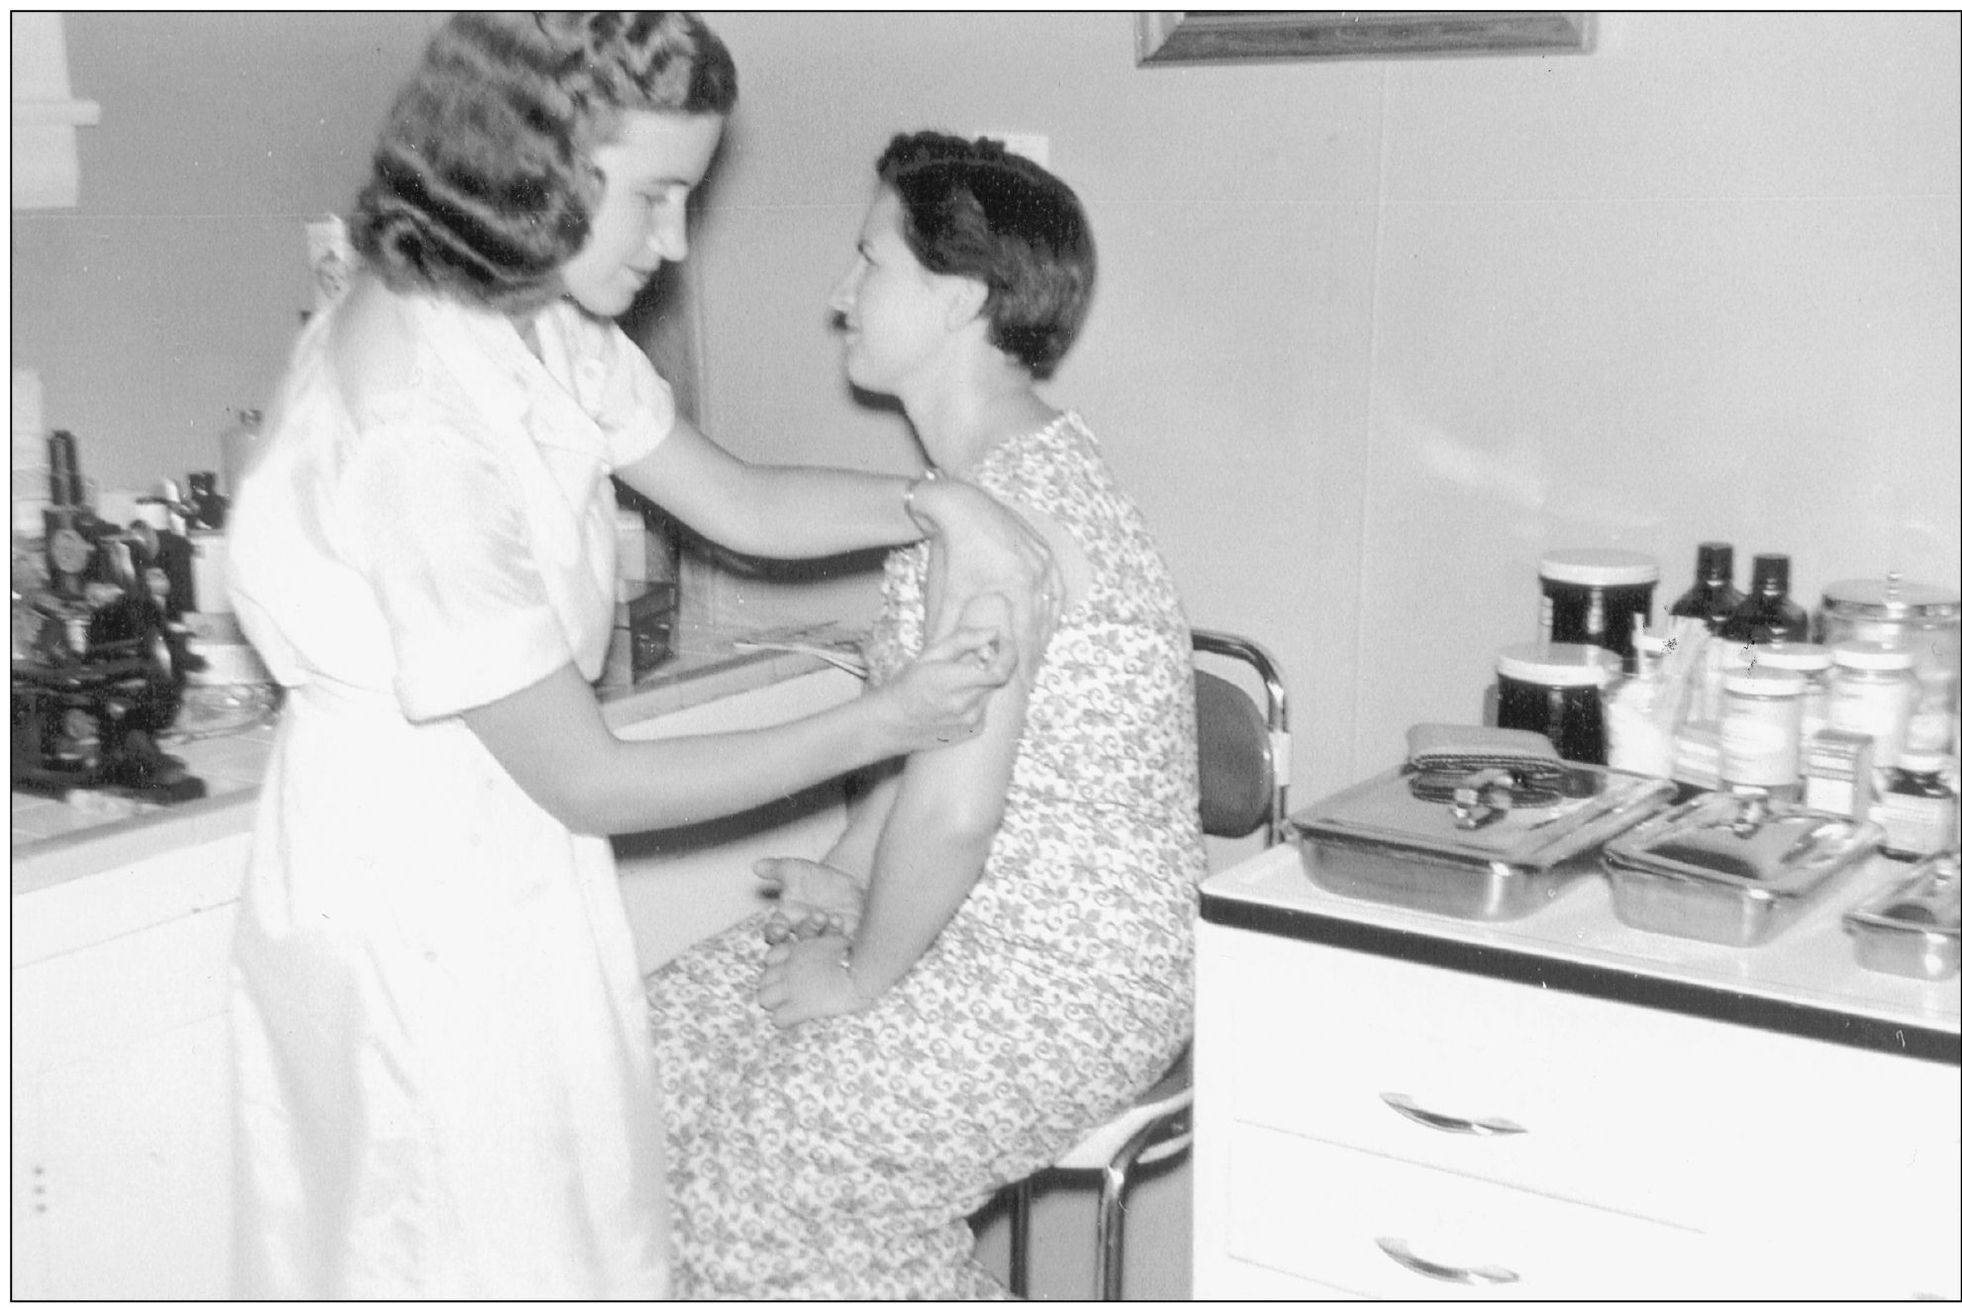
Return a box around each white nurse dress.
[226,286,672,1298]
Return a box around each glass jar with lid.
[1720,666,1807,797]
[1819,574,1960,753]
[1495,642,1619,764]
[1538,549,1660,674]
[1826,641,1919,769]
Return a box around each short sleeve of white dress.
[341,418,574,723]
[548,306,678,470]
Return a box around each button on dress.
[226,287,674,1298]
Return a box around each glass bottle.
[1720,553,1810,648]
[1754,642,1832,758]
[1827,640,1920,769]
[1874,752,1958,860]
[1719,667,1806,800]
[1675,541,1750,724]
[1606,629,1675,778]
[1668,541,1745,632]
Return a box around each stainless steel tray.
[1843,851,1960,980]
[1291,762,1677,921]
[1600,793,1883,946]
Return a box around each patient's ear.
[943,275,989,332]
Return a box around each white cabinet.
[11,832,249,1299]
[1195,916,1962,1300]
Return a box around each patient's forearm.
[823,766,901,880]
[846,810,994,998]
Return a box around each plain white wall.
[683,11,1961,803]
[9,12,443,482]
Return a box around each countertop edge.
[11,632,851,898]
[1199,887,1961,1065]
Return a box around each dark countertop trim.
[1200,889,1961,1067]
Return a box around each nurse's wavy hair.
[876,131,1096,379]
[352,11,736,315]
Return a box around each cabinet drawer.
[1197,1252,1363,1300]
[1213,930,1961,1227]
[1224,1122,1715,1300]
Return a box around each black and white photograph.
[10,8,1959,1302]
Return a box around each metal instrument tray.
[1290,762,1676,921]
[1843,851,1960,981]
[1600,793,1883,946]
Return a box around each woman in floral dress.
[647,131,1204,1299]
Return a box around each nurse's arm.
[460,622,1008,837]
[613,418,1057,643]
[614,416,918,558]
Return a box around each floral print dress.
[646,412,1204,1299]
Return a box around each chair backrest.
[1191,629,1290,845]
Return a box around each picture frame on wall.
[1135,11,1594,65]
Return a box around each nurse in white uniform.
[225,12,1051,1299]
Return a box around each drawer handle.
[1380,1092,1526,1137]
[1374,1235,1520,1286]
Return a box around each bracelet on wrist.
[902,466,944,535]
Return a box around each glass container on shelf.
[1720,553,1810,649]
[1873,752,1958,861]
[1753,642,1832,758]
[1494,641,1618,765]
[1537,548,1660,674]
[1818,574,1960,755]
[1826,640,1920,770]
[1606,628,1675,778]
[1673,541,1748,725]
[1719,666,1807,801]
[1668,541,1745,632]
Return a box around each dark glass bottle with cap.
[1720,553,1810,646]
[1669,541,1745,633]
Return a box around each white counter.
[1201,841,1958,1056]
[1193,841,1960,1300]
[10,619,863,898]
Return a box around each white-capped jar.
[1495,642,1619,764]
[1826,641,1919,769]
[1720,666,1807,793]
[1538,549,1660,674]
[1753,642,1832,753]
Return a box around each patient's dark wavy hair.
[353,11,737,315]
[876,131,1096,379]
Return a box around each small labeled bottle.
[1874,752,1958,860]
[1754,642,1832,760]
[1720,553,1811,648]
[1720,666,1807,799]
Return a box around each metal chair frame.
[1004,628,1289,1300]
